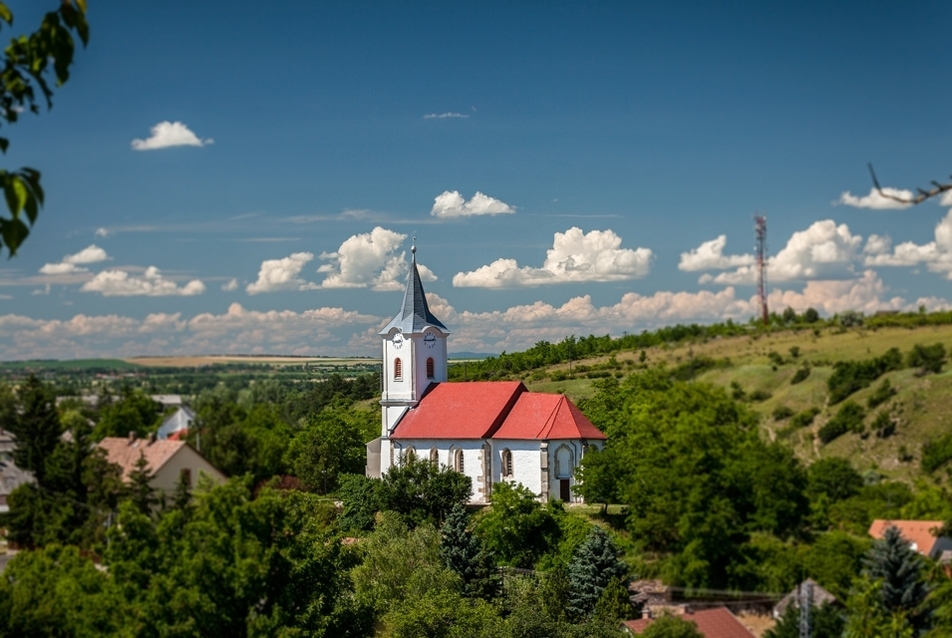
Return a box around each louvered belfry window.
[426,357,435,378]
[394,358,402,380]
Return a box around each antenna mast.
[755,215,768,326]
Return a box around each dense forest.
[4,310,952,635]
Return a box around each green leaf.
[0,216,28,256]
[0,4,11,26]
[0,138,8,153]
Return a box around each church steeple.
[379,241,449,335]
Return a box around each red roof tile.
[492,392,606,440]
[390,381,607,441]
[391,381,526,439]
[624,608,755,638]
[97,437,187,481]
[869,519,945,557]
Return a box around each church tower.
[373,243,449,474]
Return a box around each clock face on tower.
[392,333,404,349]
[424,332,436,348]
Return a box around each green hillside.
[517,322,952,482]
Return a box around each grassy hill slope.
[520,323,952,481]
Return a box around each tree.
[808,457,864,503]
[640,614,704,638]
[862,525,932,632]
[0,1,89,257]
[440,503,499,600]
[285,407,375,494]
[94,385,162,440]
[475,481,561,568]
[567,526,629,619]
[844,577,915,638]
[127,452,157,515]
[2,374,59,484]
[377,456,472,527]
[766,602,845,638]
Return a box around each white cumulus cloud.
[318,227,436,291]
[862,210,952,276]
[39,244,110,275]
[839,187,914,210]
[95,227,110,238]
[430,190,515,218]
[221,278,239,291]
[81,267,206,297]
[707,220,862,285]
[678,235,755,271]
[452,227,652,288]
[246,252,316,295]
[131,121,213,151]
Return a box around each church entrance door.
[560,479,570,502]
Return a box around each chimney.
[147,432,157,444]
[641,607,652,620]
[128,431,137,444]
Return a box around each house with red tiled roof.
[98,434,225,492]
[869,519,952,560]
[623,608,755,638]
[365,245,607,503]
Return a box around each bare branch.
[868,163,952,205]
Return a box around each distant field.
[123,355,381,368]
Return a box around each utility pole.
[755,215,769,326]
[799,580,813,638]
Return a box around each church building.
[365,245,606,504]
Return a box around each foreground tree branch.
[868,162,952,205]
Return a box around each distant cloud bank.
[423,112,469,119]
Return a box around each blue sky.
[2,0,952,358]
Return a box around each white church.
[366,246,606,504]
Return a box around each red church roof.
[392,381,526,439]
[390,381,606,441]
[493,392,606,440]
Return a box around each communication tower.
[755,215,768,325]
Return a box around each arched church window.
[502,449,513,477]
[394,357,402,380]
[429,447,439,465]
[404,447,416,463]
[454,448,464,473]
[426,357,434,379]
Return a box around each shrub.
[791,365,811,385]
[749,389,772,402]
[872,411,895,439]
[818,401,865,444]
[921,433,952,473]
[867,379,896,409]
[768,351,785,366]
[827,348,902,404]
[772,405,795,421]
[790,407,821,429]
[838,310,864,327]
[907,342,946,375]
[788,346,801,359]
[730,381,746,401]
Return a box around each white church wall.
[394,438,489,503]
[490,440,543,497]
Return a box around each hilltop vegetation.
[452,308,952,484]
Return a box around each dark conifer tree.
[567,525,629,619]
[4,375,60,485]
[863,525,932,631]
[439,502,498,600]
[127,453,158,515]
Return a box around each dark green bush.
[818,401,865,444]
[872,411,895,439]
[907,342,946,375]
[790,407,821,429]
[922,433,952,472]
[749,389,772,402]
[866,379,896,409]
[768,351,784,366]
[827,348,902,404]
[772,405,795,421]
[790,365,811,385]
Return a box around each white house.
[98,434,225,492]
[365,245,606,503]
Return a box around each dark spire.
[379,244,449,335]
